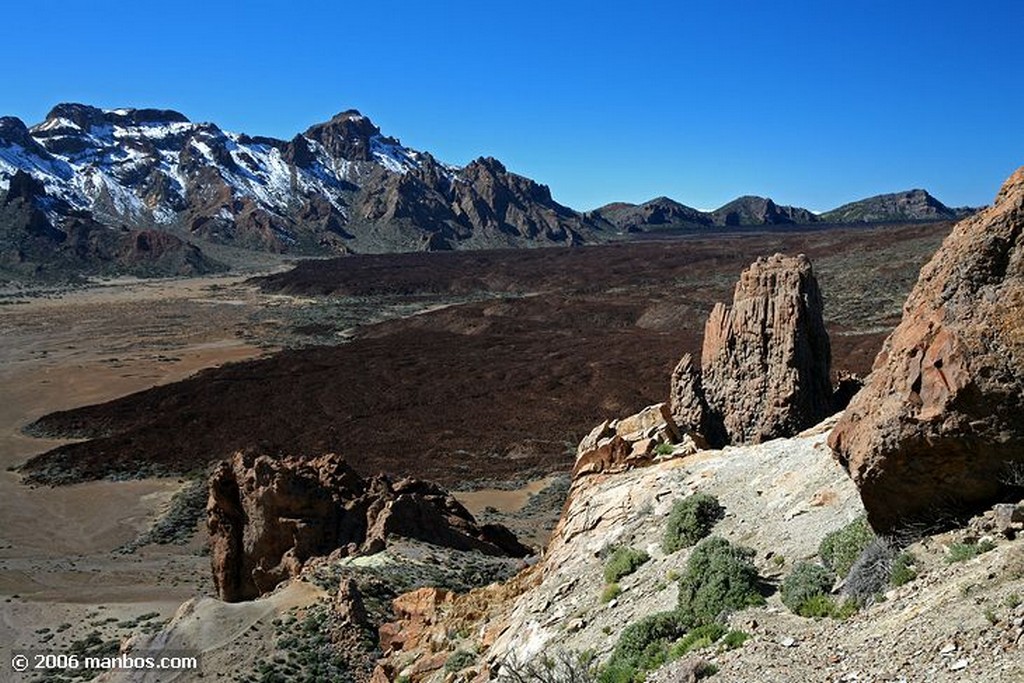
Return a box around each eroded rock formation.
[207,451,530,602]
[670,253,833,446]
[829,167,1024,532]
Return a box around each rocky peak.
[37,103,108,131]
[829,166,1024,532]
[711,195,820,226]
[671,253,833,446]
[304,109,395,162]
[104,107,190,126]
[0,116,43,150]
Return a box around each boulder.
[829,167,1024,532]
[670,253,832,446]
[207,452,530,602]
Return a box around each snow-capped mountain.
[0,103,603,277]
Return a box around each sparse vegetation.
[445,650,477,673]
[842,537,899,604]
[601,583,623,603]
[600,611,689,682]
[604,547,650,583]
[819,516,875,577]
[668,623,727,658]
[653,442,675,456]
[890,552,917,586]
[498,649,599,682]
[662,493,724,554]
[947,539,997,563]
[720,630,750,650]
[781,563,835,616]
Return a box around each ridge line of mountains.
[0,102,977,280]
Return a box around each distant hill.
[589,197,714,232]
[709,195,821,226]
[820,189,976,223]
[595,194,822,233]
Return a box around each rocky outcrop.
[829,167,1024,532]
[207,451,530,602]
[572,402,705,478]
[670,253,833,446]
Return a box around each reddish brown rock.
[670,253,832,446]
[829,167,1024,532]
[572,403,701,477]
[207,452,530,602]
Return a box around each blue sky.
[4,0,1021,211]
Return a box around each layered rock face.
[207,451,530,602]
[829,168,1024,532]
[670,253,833,446]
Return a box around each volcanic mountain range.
[0,102,975,279]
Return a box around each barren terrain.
[0,222,953,681]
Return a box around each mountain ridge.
[0,103,604,279]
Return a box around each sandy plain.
[0,274,275,679]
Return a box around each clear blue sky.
[3,0,1021,211]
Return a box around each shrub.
[600,610,688,683]
[842,537,899,603]
[445,650,476,673]
[668,623,727,658]
[781,562,835,615]
[890,552,917,587]
[498,649,599,682]
[601,583,622,603]
[676,536,764,625]
[613,611,689,663]
[819,516,875,577]
[720,630,750,650]
[654,442,675,456]
[604,547,651,583]
[947,539,997,563]
[662,493,724,553]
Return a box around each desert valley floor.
[0,222,954,678]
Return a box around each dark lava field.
[22,222,952,487]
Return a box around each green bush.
[676,536,764,625]
[668,623,727,658]
[662,493,724,553]
[947,539,997,563]
[654,442,675,456]
[600,610,688,682]
[720,630,750,650]
[604,547,651,583]
[819,516,875,577]
[781,562,835,615]
[890,552,917,586]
